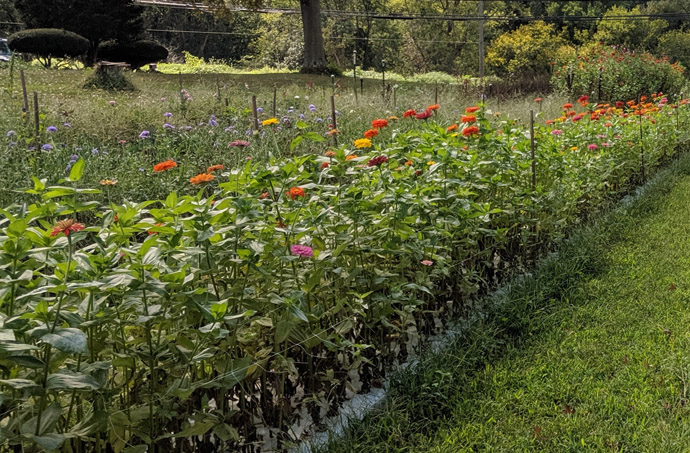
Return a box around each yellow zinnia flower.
[262,118,279,126]
[354,138,372,149]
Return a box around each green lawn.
[327,152,690,452]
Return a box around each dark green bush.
[98,40,168,69]
[7,28,89,67]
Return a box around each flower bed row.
[0,95,688,451]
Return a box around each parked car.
[0,39,10,62]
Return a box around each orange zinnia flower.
[446,124,458,132]
[465,106,480,113]
[345,154,358,161]
[190,173,215,185]
[363,128,379,139]
[207,164,224,173]
[427,104,440,111]
[403,109,417,118]
[327,129,340,136]
[461,115,476,124]
[147,222,164,235]
[563,103,573,110]
[534,97,543,103]
[324,150,336,157]
[404,160,413,166]
[287,187,306,200]
[371,119,388,129]
[462,126,480,137]
[153,160,177,172]
[50,218,85,237]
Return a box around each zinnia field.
[1,68,690,451]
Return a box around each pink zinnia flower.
[572,114,583,122]
[421,259,434,266]
[551,129,563,136]
[587,144,598,150]
[291,244,314,258]
[602,142,611,147]
[229,140,251,147]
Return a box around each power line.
[134,1,690,23]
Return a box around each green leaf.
[0,378,39,390]
[69,411,108,437]
[274,320,293,344]
[68,158,85,182]
[24,433,66,450]
[302,131,327,142]
[295,120,309,130]
[46,372,102,391]
[173,421,215,438]
[210,301,227,320]
[7,219,26,237]
[290,136,303,151]
[41,328,87,354]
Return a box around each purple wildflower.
[164,112,173,118]
[41,144,53,151]
[139,130,150,139]
[47,126,58,133]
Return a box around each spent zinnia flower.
[50,219,85,237]
[290,244,314,258]
[153,160,177,172]
[99,179,118,186]
[190,173,215,184]
[287,187,306,200]
[354,138,372,149]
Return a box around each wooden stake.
[330,95,338,146]
[434,84,438,104]
[360,78,363,95]
[530,109,536,193]
[33,92,39,137]
[272,86,277,117]
[639,96,645,182]
[20,70,29,115]
[216,77,221,102]
[393,86,397,110]
[252,95,259,131]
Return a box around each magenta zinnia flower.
[290,244,314,258]
[367,155,388,167]
[587,144,598,150]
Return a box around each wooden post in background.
[33,92,39,137]
[434,84,438,104]
[330,95,338,146]
[272,86,277,117]
[252,95,259,131]
[20,70,29,116]
[353,50,358,102]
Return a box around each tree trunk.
[299,0,327,74]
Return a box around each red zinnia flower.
[427,104,440,111]
[462,126,480,137]
[371,119,388,129]
[461,115,476,124]
[367,155,388,167]
[465,106,480,113]
[403,109,417,118]
[363,128,379,139]
[206,164,224,173]
[50,219,85,237]
[153,160,177,172]
[321,162,330,168]
[415,109,433,120]
[287,187,306,200]
[563,103,573,110]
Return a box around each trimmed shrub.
[7,28,89,67]
[98,40,168,70]
[551,43,686,102]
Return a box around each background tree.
[0,0,21,36]
[202,0,327,73]
[14,0,144,65]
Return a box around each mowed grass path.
[329,155,690,452]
